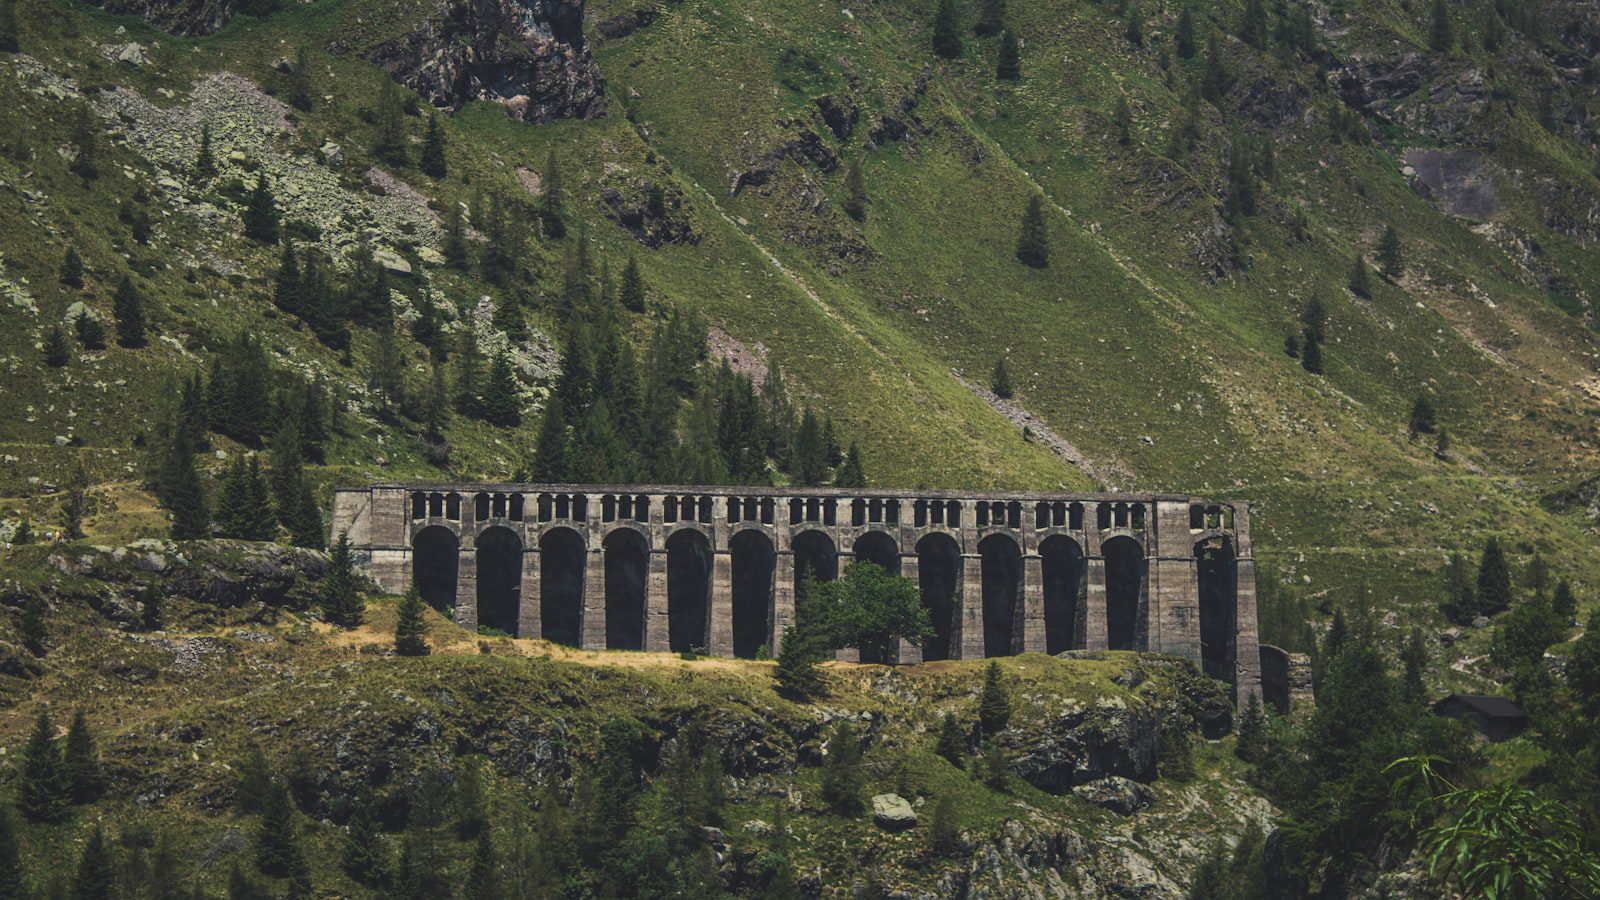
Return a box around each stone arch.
[1103,536,1146,651]
[915,532,960,662]
[539,527,585,647]
[667,529,712,654]
[980,532,1023,658]
[731,530,776,659]
[1039,535,1084,655]
[412,525,459,615]
[1196,536,1239,683]
[791,529,838,599]
[604,528,649,651]
[851,530,900,576]
[475,526,522,635]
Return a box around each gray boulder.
[871,793,917,831]
[1071,776,1154,815]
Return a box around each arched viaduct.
[330,484,1261,704]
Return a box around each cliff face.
[90,0,242,35]
[365,0,605,123]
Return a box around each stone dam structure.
[331,484,1262,703]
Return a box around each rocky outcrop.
[89,0,242,36]
[866,66,933,149]
[598,179,699,246]
[365,0,605,124]
[1008,698,1161,793]
[1404,149,1499,220]
[595,5,656,40]
[1072,775,1154,814]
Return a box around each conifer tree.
[21,593,47,656]
[442,202,468,269]
[19,710,67,823]
[481,350,521,426]
[113,276,148,348]
[235,745,273,814]
[367,321,406,421]
[1377,225,1403,279]
[538,148,566,240]
[1400,626,1429,706]
[75,311,107,351]
[195,122,217,180]
[12,517,31,545]
[255,778,298,877]
[70,104,99,180]
[342,795,388,885]
[465,829,495,900]
[42,324,70,368]
[996,29,1021,80]
[63,710,104,805]
[75,822,117,900]
[929,795,960,857]
[1235,692,1265,762]
[980,661,1011,733]
[531,398,569,483]
[791,407,827,487]
[395,586,430,656]
[138,584,163,631]
[372,76,408,165]
[455,326,482,416]
[1477,537,1512,616]
[320,532,365,628]
[156,431,209,541]
[286,47,312,112]
[0,0,18,54]
[1125,8,1143,48]
[1015,195,1049,268]
[1175,7,1196,59]
[1300,331,1323,375]
[975,0,1004,36]
[1114,95,1132,145]
[1240,0,1267,48]
[835,443,866,488]
[619,256,647,313]
[935,712,966,768]
[932,0,963,59]
[287,480,324,550]
[1553,579,1577,622]
[1429,0,1452,52]
[60,246,85,288]
[842,160,868,222]
[218,455,276,541]
[1348,253,1372,297]
[1201,33,1230,103]
[991,356,1014,399]
[242,177,280,244]
[420,113,447,178]
[0,803,20,899]
[1408,395,1436,437]
[819,722,865,815]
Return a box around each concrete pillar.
[1234,558,1264,710]
[1022,553,1045,654]
[455,546,478,631]
[771,550,795,656]
[709,550,734,657]
[645,548,670,652]
[1085,557,1108,650]
[581,548,606,650]
[897,553,923,664]
[1150,556,1200,662]
[960,553,984,659]
[835,550,859,662]
[518,546,539,639]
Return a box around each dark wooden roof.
[1433,694,1527,720]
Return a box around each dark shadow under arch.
[604,529,649,651]
[1104,536,1146,651]
[412,526,459,615]
[475,526,522,635]
[1040,535,1084,655]
[791,529,838,602]
[667,530,712,654]
[731,530,775,659]
[980,533,1023,658]
[916,533,959,662]
[852,531,900,575]
[1197,537,1238,682]
[540,528,585,647]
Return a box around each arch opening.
[915,533,959,662]
[604,530,649,651]
[1040,535,1084,655]
[667,530,712,654]
[412,526,459,615]
[1103,536,1146,651]
[731,530,776,659]
[475,526,522,635]
[791,530,838,599]
[850,531,901,663]
[980,533,1023,658]
[539,528,585,647]
[1197,537,1239,683]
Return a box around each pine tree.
[1125,8,1143,48]
[158,433,209,541]
[1240,0,1267,48]
[538,148,566,240]
[12,517,31,545]
[991,356,1014,399]
[843,161,868,222]
[1202,33,1230,103]
[70,104,99,180]
[342,795,388,885]
[0,803,21,899]
[74,311,107,351]
[481,350,521,426]
[1429,0,1452,52]
[1407,394,1438,437]
[21,593,47,656]
[395,586,430,656]
[242,177,280,244]
[42,324,71,368]
[63,710,104,805]
[996,29,1021,80]
[420,113,447,178]
[1300,332,1323,375]
[982,739,1010,791]
[1400,626,1428,706]
[619,256,647,312]
[1114,95,1133,145]
[286,47,312,112]
[531,398,569,483]
[978,662,1013,736]
[113,276,148,348]
[835,443,866,488]
[1015,195,1048,268]
[255,778,298,877]
[1476,537,1512,616]
[19,711,67,823]
[320,532,365,628]
[929,794,960,857]
[1553,579,1577,622]
[0,0,18,54]
[1235,692,1265,762]
[60,246,85,288]
[1377,225,1403,279]
[138,584,163,631]
[442,202,468,269]
[372,76,408,165]
[1175,7,1196,58]
[819,722,865,815]
[218,455,275,541]
[195,122,217,180]
[932,0,963,59]
[287,480,324,550]
[1348,253,1372,297]
[75,822,117,900]
[975,0,1005,36]
[935,713,966,768]
[791,406,827,487]
[465,829,495,900]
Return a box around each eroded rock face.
[90,0,242,36]
[1008,700,1161,793]
[366,0,605,124]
